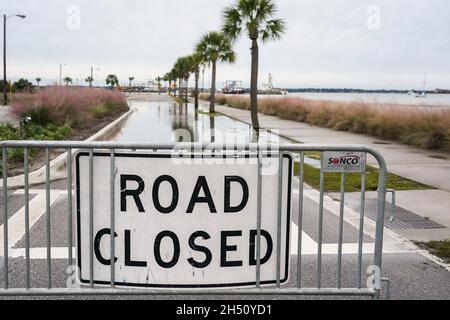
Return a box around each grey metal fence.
[0,141,388,298]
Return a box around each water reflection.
[112,100,284,145]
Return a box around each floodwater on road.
[112,97,283,144]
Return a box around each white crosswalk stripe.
[1,189,417,260]
[0,189,64,254]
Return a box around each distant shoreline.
[286,88,450,94]
[200,93,450,152]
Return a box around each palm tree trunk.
[178,79,182,99]
[210,60,217,113]
[250,39,260,131]
[209,115,215,143]
[194,68,200,111]
[185,77,189,102]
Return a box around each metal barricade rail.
[0,141,388,299]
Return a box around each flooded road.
[112,94,283,144]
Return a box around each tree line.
[163,0,285,131]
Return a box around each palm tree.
[223,0,286,130]
[173,57,191,101]
[196,31,236,113]
[189,53,204,111]
[128,76,135,87]
[155,76,163,95]
[168,69,178,97]
[165,72,173,96]
[106,74,119,88]
[169,71,177,97]
[85,76,94,87]
[35,77,42,88]
[63,77,73,86]
[163,73,171,95]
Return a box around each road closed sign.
[76,152,293,289]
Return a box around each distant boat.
[222,80,246,94]
[407,90,427,98]
[409,73,428,98]
[259,73,287,95]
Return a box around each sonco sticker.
[322,152,367,173]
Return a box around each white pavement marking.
[9,247,75,260]
[289,222,414,255]
[0,189,64,253]
[295,185,450,271]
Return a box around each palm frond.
[195,31,236,65]
[222,7,243,40]
[222,0,285,41]
[261,18,286,42]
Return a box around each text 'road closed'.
[76,152,292,288]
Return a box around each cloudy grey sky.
[3,0,450,89]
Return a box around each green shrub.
[90,105,108,119]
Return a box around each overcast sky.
[3,0,450,89]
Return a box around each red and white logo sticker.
[322,152,366,173]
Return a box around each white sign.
[322,152,367,173]
[76,152,293,289]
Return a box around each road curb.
[1,108,134,189]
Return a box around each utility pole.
[59,64,63,85]
[2,14,25,106]
[90,67,93,87]
[3,15,7,105]
[90,67,100,87]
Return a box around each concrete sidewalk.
[215,104,450,192]
[214,103,450,242]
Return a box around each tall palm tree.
[196,31,236,113]
[168,68,179,98]
[106,74,119,88]
[189,53,204,111]
[155,76,163,95]
[173,57,191,101]
[223,0,286,130]
[163,73,171,92]
[128,76,135,87]
[165,71,175,96]
[85,76,94,86]
[63,77,73,86]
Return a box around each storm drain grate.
[350,199,446,230]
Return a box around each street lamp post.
[3,14,26,106]
[59,63,67,86]
[90,67,100,87]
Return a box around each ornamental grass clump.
[12,86,128,128]
[200,94,450,151]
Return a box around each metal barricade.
[0,141,388,298]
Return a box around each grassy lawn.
[417,240,450,263]
[197,110,217,116]
[294,161,433,192]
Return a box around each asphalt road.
[1,177,449,300]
